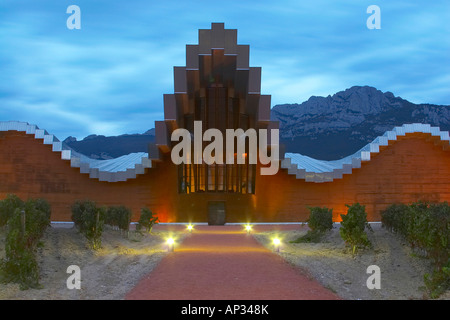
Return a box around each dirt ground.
[253,223,450,300]
[0,222,448,300]
[0,224,180,300]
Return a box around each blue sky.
[0,0,449,140]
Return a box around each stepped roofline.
[2,121,449,183]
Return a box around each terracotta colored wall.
[256,133,450,222]
[0,131,177,222]
[1,131,449,222]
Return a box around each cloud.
[0,0,448,140]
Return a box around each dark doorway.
[208,201,226,225]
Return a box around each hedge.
[381,201,450,298]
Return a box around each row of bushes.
[293,203,373,256]
[381,202,449,268]
[0,195,159,290]
[0,194,51,289]
[292,201,449,298]
[71,200,159,249]
[381,201,450,298]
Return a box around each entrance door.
[208,201,226,225]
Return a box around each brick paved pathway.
[125,224,340,300]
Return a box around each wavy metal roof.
[0,121,152,182]
[282,123,450,183]
[1,121,449,183]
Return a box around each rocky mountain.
[63,129,155,159]
[64,86,450,160]
[271,86,450,159]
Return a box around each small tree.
[106,206,132,231]
[116,206,132,233]
[137,208,159,233]
[308,206,333,233]
[0,194,24,227]
[0,197,51,289]
[291,207,333,243]
[405,201,430,249]
[105,205,132,238]
[380,203,409,236]
[105,206,119,229]
[71,200,105,250]
[339,203,372,256]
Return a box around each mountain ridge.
[270,85,450,159]
[64,85,450,160]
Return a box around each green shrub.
[105,206,131,231]
[0,230,40,290]
[425,202,450,269]
[424,262,450,299]
[0,194,24,227]
[23,198,51,244]
[0,197,51,289]
[339,203,372,255]
[137,208,159,233]
[71,199,95,230]
[71,200,105,250]
[405,201,431,250]
[117,207,132,232]
[380,203,409,236]
[104,206,117,228]
[383,201,449,266]
[106,205,132,233]
[308,206,333,233]
[381,201,450,298]
[291,207,333,243]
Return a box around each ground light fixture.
[167,238,175,252]
[244,224,253,234]
[272,237,281,252]
[186,224,194,233]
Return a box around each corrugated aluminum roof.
[0,121,152,182]
[2,121,449,183]
[73,151,149,173]
[284,123,450,183]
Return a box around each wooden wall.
[1,131,449,222]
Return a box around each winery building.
[1,23,450,223]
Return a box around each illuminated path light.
[166,238,175,252]
[126,224,340,300]
[186,224,194,233]
[244,224,253,234]
[272,237,281,252]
